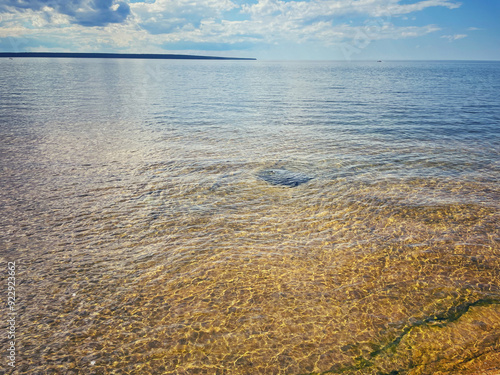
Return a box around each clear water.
[1,59,499,374]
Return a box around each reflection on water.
[0,59,499,374]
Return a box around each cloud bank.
[0,0,463,56]
[0,0,130,26]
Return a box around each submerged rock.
[256,169,313,187]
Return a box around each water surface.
[1,59,499,374]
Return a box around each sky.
[0,0,499,60]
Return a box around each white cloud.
[130,0,237,34]
[241,0,461,19]
[441,34,467,41]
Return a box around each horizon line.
[0,52,256,61]
[1,53,498,63]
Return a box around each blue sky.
[0,0,499,60]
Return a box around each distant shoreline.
[0,52,256,61]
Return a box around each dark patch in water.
[256,169,313,187]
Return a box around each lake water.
[1,59,499,374]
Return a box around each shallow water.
[1,59,499,374]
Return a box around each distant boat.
[377,60,382,62]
